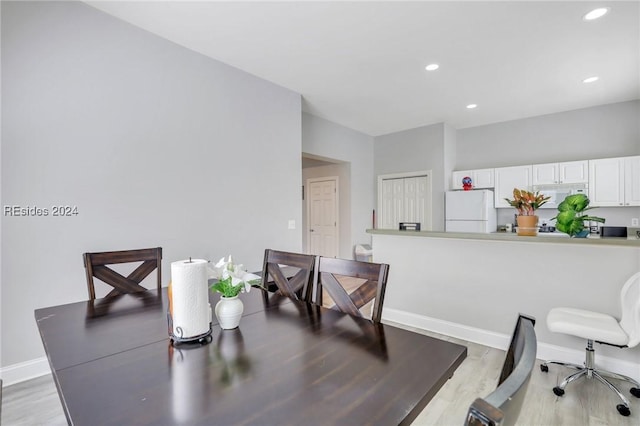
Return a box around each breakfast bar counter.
[367,229,640,247]
[368,228,640,380]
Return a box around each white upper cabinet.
[589,156,640,207]
[532,163,558,185]
[559,161,589,184]
[451,168,494,190]
[624,156,640,206]
[494,165,532,208]
[532,160,588,185]
[473,169,495,189]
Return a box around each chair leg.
[556,368,587,391]
[541,359,584,372]
[541,339,636,416]
[597,368,640,388]
[592,371,631,409]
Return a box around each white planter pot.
[215,296,244,330]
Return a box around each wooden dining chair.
[313,257,389,323]
[261,249,315,301]
[83,247,162,300]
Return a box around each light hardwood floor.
[2,324,638,425]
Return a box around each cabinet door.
[494,165,532,208]
[624,156,640,206]
[403,176,429,224]
[559,160,588,184]
[381,179,403,229]
[532,163,558,185]
[589,158,624,207]
[451,170,472,190]
[473,169,495,189]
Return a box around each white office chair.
[540,271,640,417]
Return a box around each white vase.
[215,296,244,329]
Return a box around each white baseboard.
[0,357,50,387]
[383,308,640,383]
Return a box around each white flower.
[208,255,261,293]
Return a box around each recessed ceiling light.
[466,104,477,109]
[425,64,439,71]
[583,76,599,83]
[583,7,609,21]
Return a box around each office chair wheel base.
[630,387,640,398]
[540,364,548,372]
[616,404,630,416]
[553,386,565,397]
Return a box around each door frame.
[306,176,340,257]
[377,170,432,231]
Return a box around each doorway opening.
[302,154,349,258]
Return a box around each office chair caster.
[553,386,565,396]
[616,404,630,416]
[631,387,640,398]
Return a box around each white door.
[494,165,532,208]
[589,158,624,206]
[473,169,495,189]
[403,177,419,222]
[559,160,588,184]
[624,156,640,206]
[378,173,431,230]
[307,178,338,257]
[532,163,559,185]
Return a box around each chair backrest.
[313,256,389,323]
[465,314,537,426]
[619,271,640,347]
[83,247,162,300]
[261,249,315,301]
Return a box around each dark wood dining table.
[35,287,467,425]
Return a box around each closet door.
[379,174,430,230]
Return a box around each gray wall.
[1,1,302,367]
[374,123,447,231]
[302,113,374,251]
[457,100,640,169]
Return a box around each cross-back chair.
[313,256,389,323]
[83,247,162,300]
[465,314,537,426]
[261,249,315,301]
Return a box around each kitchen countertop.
[366,229,640,247]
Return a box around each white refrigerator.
[445,190,497,233]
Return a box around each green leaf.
[564,194,589,212]
[581,216,606,223]
[556,210,576,225]
[556,221,569,233]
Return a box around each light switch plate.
[632,218,639,227]
[288,219,296,230]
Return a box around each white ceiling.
[87,1,639,136]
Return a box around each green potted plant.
[504,188,551,236]
[209,256,261,329]
[552,193,605,237]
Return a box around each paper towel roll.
[170,259,211,339]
